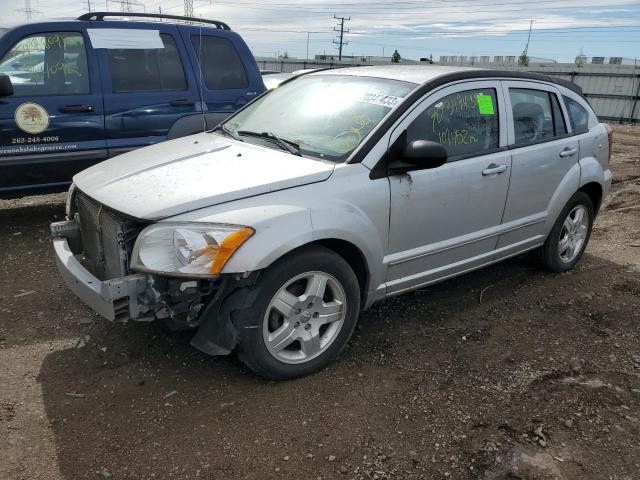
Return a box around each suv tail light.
[604,123,613,164]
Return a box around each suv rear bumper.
[52,234,148,321]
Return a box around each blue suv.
[0,12,265,197]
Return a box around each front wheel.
[541,191,594,273]
[236,246,360,380]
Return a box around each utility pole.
[523,20,533,58]
[184,0,194,17]
[23,0,33,20]
[306,32,310,60]
[87,0,92,11]
[333,15,350,61]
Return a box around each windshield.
[223,75,415,162]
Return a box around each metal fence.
[256,59,640,123]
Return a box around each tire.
[236,246,361,380]
[541,191,594,273]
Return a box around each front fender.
[167,163,389,305]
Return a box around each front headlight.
[130,223,254,277]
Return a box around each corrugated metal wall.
[257,59,640,123]
[525,67,640,123]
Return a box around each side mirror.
[389,140,448,174]
[0,74,14,97]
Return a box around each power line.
[333,15,350,60]
[206,0,640,15]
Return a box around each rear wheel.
[236,246,360,380]
[541,192,594,273]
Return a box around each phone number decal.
[11,136,60,144]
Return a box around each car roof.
[315,65,480,84]
[312,65,585,98]
[4,13,231,31]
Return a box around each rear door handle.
[59,104,93,113]
[170,99,195,107]
[559,147,578,157]
[482,163,508,176]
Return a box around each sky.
[2,0,640,63]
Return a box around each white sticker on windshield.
[355,93,403,108]
[87,29,163,49]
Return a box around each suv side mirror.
[389,140,448,174]
[0,74,14,97]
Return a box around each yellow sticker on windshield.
[477,94,494,115]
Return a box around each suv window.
[563,96,590,132]
[406,88,499,159]
[0,32,89,96]
[107,34,186,93]
[510,89,571,144]
[191,36,248,90]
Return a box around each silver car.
[51,66,613,379]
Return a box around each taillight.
[604,123,613,164]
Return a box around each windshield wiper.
[213,124,243,142]
[237,130,302,156]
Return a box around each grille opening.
[75,191,145,281]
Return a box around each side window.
[550,93,567,136]
[509,88,558,145]
[107,34,186,93]
[406,88,499,159]
[191,36,248,90]
[0,32,89,96]
[563,96,590,133]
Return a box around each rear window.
[107,33,187,93]
[563,96,590,133]
[509,88,569,145]
[191,36,248,90]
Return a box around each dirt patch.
[1,125,639,480]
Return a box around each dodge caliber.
[51,66,613,379]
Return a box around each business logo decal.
[15,103,50,134]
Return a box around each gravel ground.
[1,125,639,480]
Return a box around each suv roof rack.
[77,12,231,30]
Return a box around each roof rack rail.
[77,12,231,30]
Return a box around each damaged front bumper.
[52,226,149,322]
[51,219,257,356]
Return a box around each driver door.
[385,81,512,295]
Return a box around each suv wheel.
[541,191,594,273]
[236,246,360,380]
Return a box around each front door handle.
[59,104,93,113]
[170,99,195,107]
[559,147,578,157]
[482,163,508,176]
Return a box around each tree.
[575,48,587,67]
[518,51,529,66]
[391,49,401,63]
[575,54,587,67]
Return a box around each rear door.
[0,25,106,196]
[92,24,202,157]
[182,27,262,128]
[494,81,578,258]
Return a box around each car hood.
[73,132,335,220]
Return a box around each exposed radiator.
[75,191,145,280]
